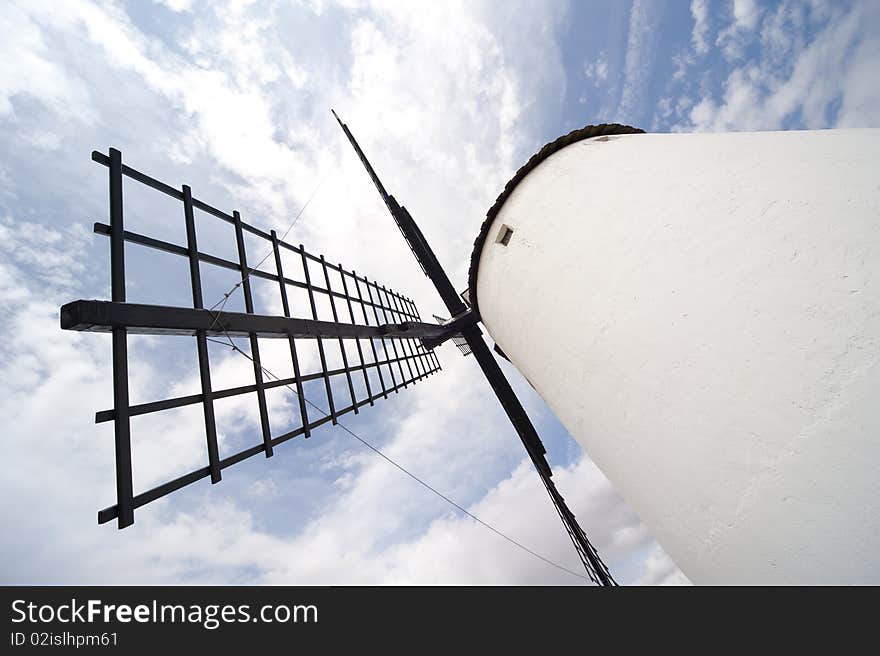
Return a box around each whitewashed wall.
[474,129,880,584]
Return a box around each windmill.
[60,115,618,586]
[64,117,880,585]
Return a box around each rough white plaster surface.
[475,130,880,584]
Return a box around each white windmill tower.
[469,126,880,584]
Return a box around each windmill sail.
[61,149,441,529]
[332,113,616,586]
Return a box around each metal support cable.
[205,335,594,584]
[204,170,329,334]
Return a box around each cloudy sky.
[1,0,878,585]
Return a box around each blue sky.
[0,0,877,585]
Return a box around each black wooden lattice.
[72,148,441,529]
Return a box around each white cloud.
[732,0,761,30]
[0,3,96,122]
[637,545,691,585]
[584,50,608,85]
[684,1,880,131]
[153,0,194,12]
[617,0,664,124]
[690,0,711,55]
[0,216,89,290]
[715,0,765,62]
[253,455,681,585]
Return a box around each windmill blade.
[61,149,440,529]
[333,113,616,586]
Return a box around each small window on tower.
[495,224,514,246]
